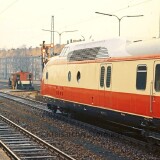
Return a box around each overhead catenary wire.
[59,0,152,30]
[113,0,152,13]
[0,0,19,16]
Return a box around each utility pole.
[159,13,160,38]
[95,12,143,36]
[51,16,54,56]
[42,29,78,45]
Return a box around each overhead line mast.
[51,16,54,56]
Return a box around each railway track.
[0,92,139,140]
[0,92,48,111]
[0,91,160,159]
[0,92,155,145]
[0,114,75,160]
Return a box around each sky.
[0,0,159,49]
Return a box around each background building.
[0,44,64,80]
[0,47,42,80]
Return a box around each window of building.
[46,72,48,79]
[106,66,111,88]
[100,66,105,87]
[136,65,147,90]
[154,64,160,92]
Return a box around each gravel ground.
[0,149,10,160]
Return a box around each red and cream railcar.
[41,38,160,138]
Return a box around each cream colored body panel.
[45,62,99,90]
[42,58,160,96]
[111,60,153,95]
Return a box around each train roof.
[47,37,160,65]
[126,38,160,56]
[11,71,32,75]
[60,37,131,59]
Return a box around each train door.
[99,63,112,107]
[152,61,160,118]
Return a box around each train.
[8,71,34,90]
[40,37,160,142]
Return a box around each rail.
[0,114,75,160]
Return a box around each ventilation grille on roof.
[67,47,109,61]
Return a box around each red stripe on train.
[41,83,160,118]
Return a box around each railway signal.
[40,41,54,69]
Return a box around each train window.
[136,65,147,90]
[100,66,105,87]
[64,47,70,56]
[27,74,32,80]
[60,47,69,57]
[77,71,81,83]
[106,66,111,88]
[60,47,66,56]
[46,72,48,79]
[16,74,20,80]
[154,64,160,92]
[68,71,71,82]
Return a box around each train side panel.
[41,58,160,129]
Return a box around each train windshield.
[28,74,32,80]
[60,47,70,57]
[16,74,20,80]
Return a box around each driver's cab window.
[28,74,32,80]
[16,74,20,80]
[155,64,160,92]
[60,47,69,56]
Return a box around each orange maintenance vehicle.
[9,71,34,90]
